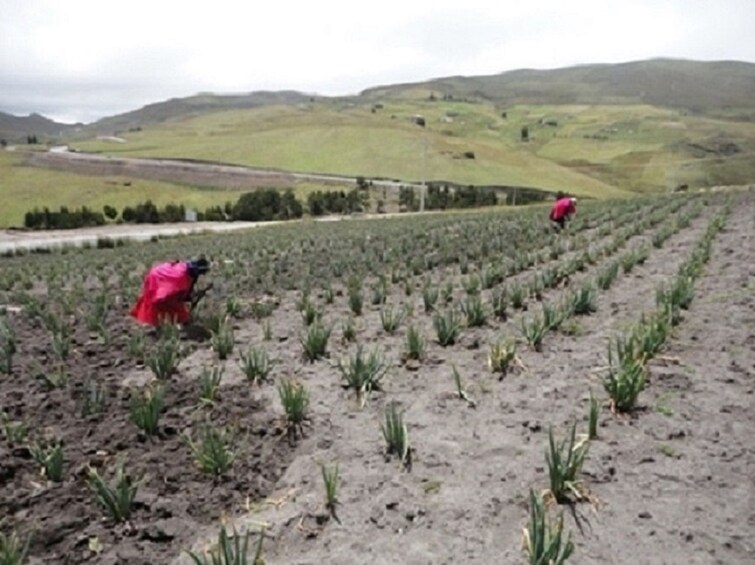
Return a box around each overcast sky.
[2,0,754,124]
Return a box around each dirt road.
[26,149,414,191]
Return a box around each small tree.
[103,205,118,220]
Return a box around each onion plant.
[321,463,340,520]
[490,287,508,320]
[210,316,235,360]
[546,423,590,503]
[603,338,646,413]
[433,309,461,346]
[199,366,223,406]
[403,325,426,362]
[88,462,140,523]
[239,347,275,385]
[588,391,599,440]
[596,261,619,290]
[338,346,388,407]
[488,337,517,375]
[0,412,27,445]
[0,527,31,565]
[186,524,264,565]
[523,489,574,564]
[129,383,164,436]
[185,424,236,477]
[80,379,107,417]
[147,327,184,378]
[521,315,548,352]
[422,283,439,313]
[301,322,331,362]
[382,403,411,468]
[278,380,309,440]
[0,316,16,375]
[30,440,64,483]
[341,316,357,343]
[461,294,487,327]
[510,283,526,310]
[569,282,597,316]
[380,305,406,335]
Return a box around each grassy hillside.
[0,112,80,144]
[70,93,754,196]
[363,59,755,114]
[3,59,753,226]
[0,151,244,227]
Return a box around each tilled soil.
[1,192,753,565]
[179,196,753,564]
[0,314,296,564]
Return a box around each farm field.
[0,189,753,564]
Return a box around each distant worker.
[550,195,577,230]
[130,257,211,326]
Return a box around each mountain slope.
[361,59,755,114]
[0,112,80,143]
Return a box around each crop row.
[0,192,726,562]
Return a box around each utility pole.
[420,134,426,212]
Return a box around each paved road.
[0,212,423,254]
[0,221,275,253]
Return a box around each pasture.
[68,97,755,197]
[0,188,753,563]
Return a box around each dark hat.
[188,257,210,277]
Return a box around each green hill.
[2,58,753,228]
[0,112,80,144]
[363,59,755,115]
[67,59,755,196]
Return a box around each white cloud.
[1,0,753,123]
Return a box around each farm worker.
[130,257,210,326]
[550,196,577,230]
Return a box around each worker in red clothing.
[550,195,577,230]
[130,257,210,326]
